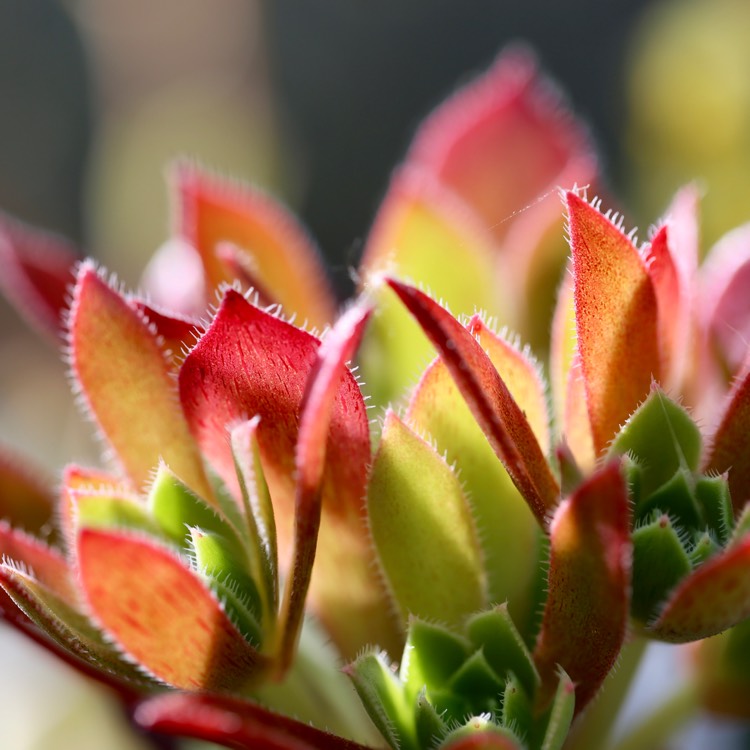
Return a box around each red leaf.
[386,278,559,527]
[180,292,398,658]
[705,360,750,514]
[276,304,373,670]
[130,300,204,370]
[0,444,56,538]
[649,535,750,642]
[173,163,335,329]
[78,528,263,691]
[533,461,630,713]
[566,192,661,454]
[0,214,78,341]
[134,692,373,750]
[700,223,750,377]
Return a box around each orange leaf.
[68,264,212,499]
[566,192,661,453]
[173,164,335,329]
[78,528,263,691]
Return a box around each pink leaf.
[566,192,661,454]
[386,278,559,527]
[533,461,630,713]
[408,47,595,246]
[134,692,373,750]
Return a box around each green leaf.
[631,513,692,624]
[608,387,702,496]
[189,528,263,648]
[148,462,234,546]
[406,320,546,631]
[537,670,575,750]
[501,673,532,744]
[466,605,540,698]
[75,492,162,539]
[635,469,701,529]
[368,410,487,626]
[345,650,417,750]
[696,475,733,545]
[231,418,279,635]
[689,530,721,567]
[447,650,504,717]
[400,618,471,701]
[416,689,448,749]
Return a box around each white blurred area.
[0,0,280,747]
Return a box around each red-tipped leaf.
[276,304,374,670]
[0,215,78,341]
[533,461,630,713]
[649,535,750,642]
[386,278,559,527]
[173,164,335,329]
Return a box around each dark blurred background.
[0,0,653,284]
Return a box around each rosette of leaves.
[347,608,575,750]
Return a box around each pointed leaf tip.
[386,277,559,527]
[566,192,661,454]
[69,264,211,498]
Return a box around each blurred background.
[2,0,750,747]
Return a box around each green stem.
[565,636,649,750]
[609,680,698,750]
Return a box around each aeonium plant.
[2,46,750,750]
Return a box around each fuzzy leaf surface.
[533,461,630,712]
[407,317,545,623]
[78,528,262,691]
[649,534,750,642]
[368,411,486,627]
[566,192,661,454]
[358,166,499,403]
[387,278,559,526]
[69,264,211,498]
